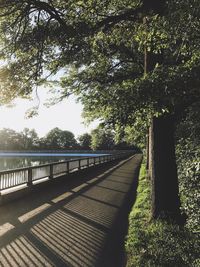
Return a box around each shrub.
[176,140,200,233]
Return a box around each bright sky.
[0,89,99,138]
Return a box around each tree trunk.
[148,126,153,179]
[146,133,149,170]
[150,114,182,223]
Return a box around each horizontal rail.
[0,152,133,193]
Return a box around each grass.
[125,164,200,267]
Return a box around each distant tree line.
[0,126,138,151]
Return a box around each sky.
[0,89,99,138]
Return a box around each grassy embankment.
[125,164,199,267]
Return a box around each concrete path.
[0,154,142,267]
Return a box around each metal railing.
[0,152,133,194]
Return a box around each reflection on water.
[0,156,75,171]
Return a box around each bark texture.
[150,115,182,222]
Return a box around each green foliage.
[123,112,150,150]
[175,103,200,233]
[178,148,200,232]
[0,128,24,150]
[0,125,136,151]
[90,126,115,150]
[126,164,200,267]
[0,127,79,150]
[44,127,77,149]
[78,133,92,150]
[0,128,40,150]
[20,128,40,149]
[0,0,199,132]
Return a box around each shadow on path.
[0,154,142,267]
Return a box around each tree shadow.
[0,155,142,267]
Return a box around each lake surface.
[0,153,108,171]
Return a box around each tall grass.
[125,164,200,267]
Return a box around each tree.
[0,0,199,221]
[0,128,22,150]
[44,127,77,149]
[20,128,40,149]
[78,133,92,150]
[38,137,48,150]
[91,127,115,150]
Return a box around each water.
[0,153,108,171]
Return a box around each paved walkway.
[0,154,142,267]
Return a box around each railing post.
[78,159,81,170]
[27,168,32,186]
[87,158,89,168]
[67,161,69,174]
[49,164,53,180]
[94,157,96,166]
